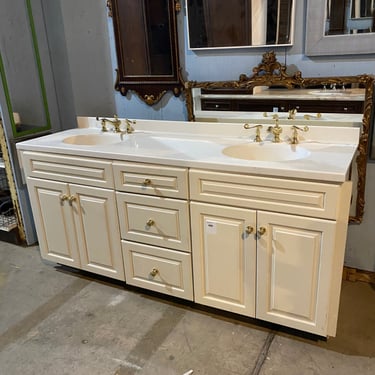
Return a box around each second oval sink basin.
[222,142,310,161]
[63,133,120,145]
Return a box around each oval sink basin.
[222,142,310,161]
[63,133,120,146]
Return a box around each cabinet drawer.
[116,193,191,252]
[113,161,188,199]
[21,151,114,188]
[122,241,193,301]
[201,99,232,111]
[190,169,346,220]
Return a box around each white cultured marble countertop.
[16,118,360,183]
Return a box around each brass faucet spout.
[267,118,283,143]
[96,115,121,132]
[290,125,309,144]
[288,108,297,120]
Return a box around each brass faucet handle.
[125,119,136,133]
[243,124,263,142]
[290,125,309,144]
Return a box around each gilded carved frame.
[185,52,374,224]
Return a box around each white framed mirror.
[306,0,375,55]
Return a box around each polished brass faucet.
[244,123,263,142]
[267,117,283,143]
[290,125,309,144]
[303,113,322,120]
[119,119,137,140]
[96,115,122,132]
[124,118,136,134]
[288,108,297,120]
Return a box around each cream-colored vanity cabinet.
[21,152,125,281]
[190,169,352,336]
[113,161,193,300]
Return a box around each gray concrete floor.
[0,242,374,375]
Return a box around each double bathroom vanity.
[17,117,360,337]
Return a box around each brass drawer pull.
[150,268,159,277]
[146,219,155,227]
[143,178,152,186]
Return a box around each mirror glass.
[0,0,50,137]
[116,0,173,76]
[325,0,374,35]
[186,0,294,49]
[185,52,374,224]
[306,0,375,55]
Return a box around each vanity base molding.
[20,151,353,337]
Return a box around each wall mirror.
[109,0,183,105]
[185,52,375,224]
[306,0,375,55]
[0,0,51,138]
[186,0,295,49]
[325,0,374,35]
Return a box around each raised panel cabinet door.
[69,184,125,281]
[26,177,80,267]
[190,202,256,317]
[256,211,336,336]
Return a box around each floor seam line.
[249,331,276,375]
[0,277,90,351]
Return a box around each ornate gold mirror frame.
[185,52,374,223]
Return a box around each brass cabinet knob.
[245,226,254,234]
[59,194,69,202]
[257,227,266,236]
[146,219,155,226]
[143,178,152,186]
[150,268,159,277]
[68,195,77,203]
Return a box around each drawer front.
[116,193,191,252]
[201,99,232,111]
[190,169,343,220]
[113,161,188,199]
[21,151,114,188]
[122,241,193,301]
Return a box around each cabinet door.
[26,178,80,267]
[70,184,124,281]
[191,202,256,317]
[256,211,336,336]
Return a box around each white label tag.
[205,220,217,234]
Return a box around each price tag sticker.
[205,220,217,234]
